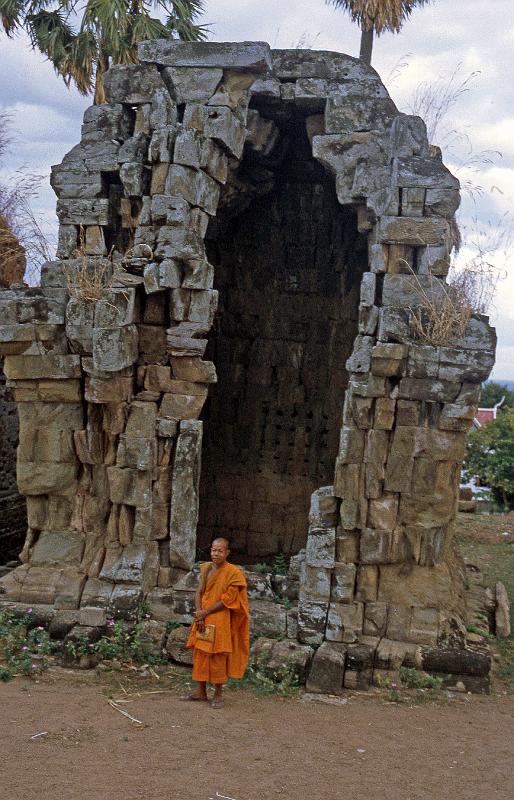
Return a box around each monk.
[184,538,250,708]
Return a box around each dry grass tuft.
[407,256,501,346]
[64,228,123,302]
[0,112,52,285]
[408,274,474,346]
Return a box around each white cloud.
[491,346,514,381]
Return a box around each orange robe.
[186,561,250,684]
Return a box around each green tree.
[464,408,514,510]
[0,0,207,104]
[479,381,514,410]
[326,1,432,64]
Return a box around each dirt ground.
[1,669,513,800]
[1,511,513,800]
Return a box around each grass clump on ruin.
[64,228,123,302]
[407,258,500,347]
[229,653,300,697]
[63,228,154,302]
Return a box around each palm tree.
[0,0,207,104]
[326,1,431,64]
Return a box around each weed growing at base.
[0,608,59,682]
[229,653,300,697]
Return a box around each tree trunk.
[94,53,110,105]
[359,27,374,64]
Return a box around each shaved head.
[210,537,230,566]
[212,537,230,551]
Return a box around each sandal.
[179,694,208,702]
[211,697,224,709]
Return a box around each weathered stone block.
[397,378,460,403]
[163,66,222,104]
[57,199,110,226]
[166,625,193,664]
[363,602,387,637]
[346,335,373,374]
[367,494,399,530]
[338,426,365,464]
[94,289,137,329]
[438,403,476,432]
[374,397,395,430]
[204,106,246,159]
[92,325,138,372]
[392,153,457,187]
[299,564,332,602]
[107,467,152,507]
[370,342,407,377]
[168,421,202,570]
[495,582,511,639]
[100,545,146,584]
[31,532,84,567]
[438,346,495,383]
[326,602,363,643]
[379,216,450,246]
[139,40,272,72]
[305,527,336,568]
[297,599,329,646]
[17,462,78,495]
[355,565,378,603]
[331,562,356,603]
[306,641,347,694]
[325,94,396,134]
[360,529,393,564]
[4,354,80,381]
[308,486,338,528]
[378,563,454,608]
[166,165,220,215]
[448,315,496,352]
[408,606,440,646]
[103,63,165,104]
[250,599,287,639]
[160,392,206,420]
[254,638,313,682]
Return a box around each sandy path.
[1,673,513,800]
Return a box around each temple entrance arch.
[199,106,367,561]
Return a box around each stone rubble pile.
[0,41,497,691]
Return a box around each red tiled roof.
[475,408,496,427]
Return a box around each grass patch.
[0,608,60,682]
[228,655,300,697]
[456,519,514,694]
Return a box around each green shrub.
[464,409,514,510]
[0,608,59,681]
[234,654,300,696]
[399,666,443,690]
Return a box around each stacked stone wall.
[0,42,496,690]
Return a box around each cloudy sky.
[1,0,513,378]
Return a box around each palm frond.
[327,0,431,34]
[164,0,208,40]
[0,0,26,35]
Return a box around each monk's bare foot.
[180,693,208,702]
[211,697,224,709]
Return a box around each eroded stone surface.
[0,42,497,692]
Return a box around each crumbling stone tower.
[0,42,495,690]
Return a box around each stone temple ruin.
[0,41,498,691]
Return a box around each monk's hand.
[194,609,207,631]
